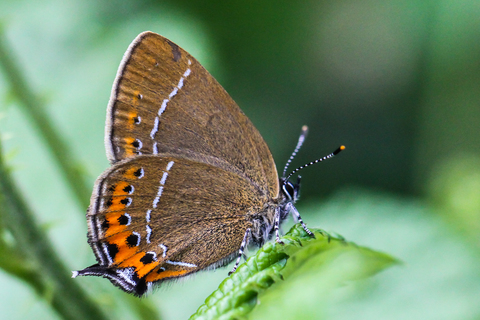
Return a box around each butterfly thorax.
[249,178,298,246]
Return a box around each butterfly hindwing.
[83,154,264,295]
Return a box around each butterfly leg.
[274,207,284,244]
[228,228,251,275]
[287,203,315,238]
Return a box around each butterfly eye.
[282,181,295,201]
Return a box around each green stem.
[0,140,109,320]
[0,232,46,297]
[0,28,161,320]
[0,28,90,209]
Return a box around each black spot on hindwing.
[134,168,143,177]
[118,214,129,225]
[106,243,119,259]
[126,233,139,247]
[140,253,155,264]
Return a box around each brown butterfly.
[73,31,344,296]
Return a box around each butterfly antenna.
[282,125,309,178]
[284,145,345,182]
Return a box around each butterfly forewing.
[86,154,264,294]
[106,32,279,199]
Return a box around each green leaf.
[427,154,480,247]
[190,224,397,320]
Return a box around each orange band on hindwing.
[145,268,188,282]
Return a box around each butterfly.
[73,31,344,296]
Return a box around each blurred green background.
[0,0,479,319]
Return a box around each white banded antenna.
[282,125,309,178]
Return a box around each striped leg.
[228,228,251,275]
[274,207,284,244]
[287,203,315,238]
